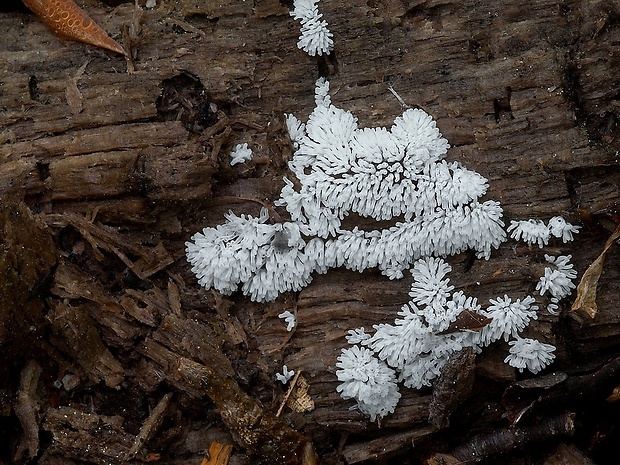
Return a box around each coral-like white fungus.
[278,310,297,331]
[409,257,455,324]
[230,143,253,166]
[546,296,561,315]
[346,327,370,344]
[479,295,538,343]
[508,216,579,247]
[186,79,506,302]
[507,219,550,247]
[277,78,505,253]
[536,254,578,300]
[548,216,581,242]
[285,114,306,148]
[185,77,580,421]
[186,209,324,302]
[336,346,401,421]
[337,254,576,420]
[504,337,556,374]
[353,259,541,389]
[276,365,295,384]
[290,0,333,56]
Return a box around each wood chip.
[13,360,42,462]
[125,393,173,460]
[429,348,476,428]
[276,370,314,417]
[42,212,173,280]
[65,61,89,115]
[47,301,124,388]
[201,441,233,465]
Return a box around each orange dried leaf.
[201,441,233,465]
[571,223,620,319]
[22,0,126,55]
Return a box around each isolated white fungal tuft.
[278,310,297,332]
[536,254,578,300]
[276,365,296,384]
[290,0,334,56]
[230,143,253,166]
[504,337,556,374]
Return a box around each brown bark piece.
[125,393,173,459]
[13,360,43,462]
[544,442,596,465]
[428,348,476,429]
[47,300,124,388]
[0,201,57,360]
[42,406,135,464]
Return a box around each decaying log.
[1,0,620,463]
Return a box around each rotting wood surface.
[1,0,620,464]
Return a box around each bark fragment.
[47,300,125,388]
[13,360,43,462]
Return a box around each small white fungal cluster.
[337,249,577,421]
[505,337,556,374]
[276,365,295,384]
[290,0,334,56]
[536,254,578,314]
[230,143,253,166]
[186,79,506,302]
[508,216,580,248]
[336,346,400,421]
[278,310,297,331]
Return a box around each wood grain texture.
[1,0,620,463]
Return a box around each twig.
[276,370,302,417]
[427,412,575,464]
